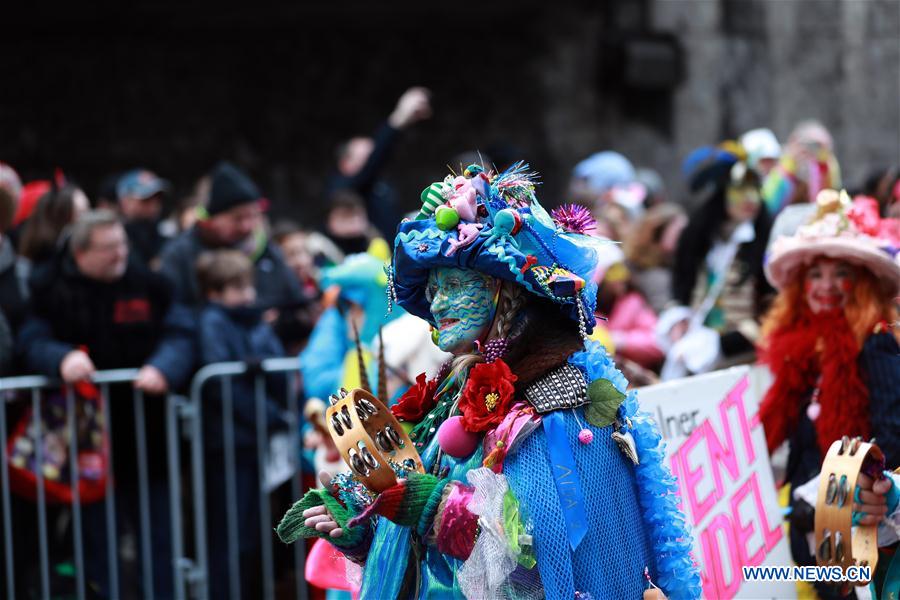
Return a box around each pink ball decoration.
[806,402,821,422]
[437,416,481,458]
[578,428,594,445]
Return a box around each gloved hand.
[348,472,448,533]
[277,485,367,548]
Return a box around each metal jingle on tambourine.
[329,389,350,407]
[839,435,850,454]
[385,425,402,446]
[818,531,832,562]
[350,451,369,477]
[825,474,837,505]
[833,532,845,563]
[836,475,849,508]
[358,398,377,415]
[360,446,379,469]
[340,405,353,428]
[374,431,393,453]
[331,413,344,436]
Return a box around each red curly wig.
[761,262,899,348]
[758,260,899,457]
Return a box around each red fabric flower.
[458,359,518,433]
[390,373,437,422]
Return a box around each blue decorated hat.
[392,163,615,333]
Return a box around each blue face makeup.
[426,267,498,354]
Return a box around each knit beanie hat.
[208,161,262,216]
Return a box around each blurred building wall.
[1,1,897,221]
[649,0,899,203]
[547,0,899,206]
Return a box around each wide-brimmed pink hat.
[765,190,900,294]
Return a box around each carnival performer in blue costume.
[300,238,402,401]
[279,164,701,599]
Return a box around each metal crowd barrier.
[188,357,307,600]
[0,358,308,600]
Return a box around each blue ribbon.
[542,411,588,551]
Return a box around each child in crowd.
[196,249,289,600]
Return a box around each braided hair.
[446,280,527,380]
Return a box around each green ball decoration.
[434,205,460,231]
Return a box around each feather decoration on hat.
[492,162,539,207]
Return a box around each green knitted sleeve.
[276,487,367,548]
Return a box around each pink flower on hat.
[848,197,882,236]
[766,189,900,293]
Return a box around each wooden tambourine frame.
[814,436,884,586]
[325,388,424,493]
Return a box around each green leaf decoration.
[585,379,626,428]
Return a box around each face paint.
[426,267,498,354]
[804,258,855,313]
[726,184,761,223]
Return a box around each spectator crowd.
[2,86,900,598]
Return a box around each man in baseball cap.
[117,169,171,266]
[117,169,169,219]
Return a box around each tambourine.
[814,435,884,585]
[325,388,425,493]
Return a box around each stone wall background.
[1,1,897,224]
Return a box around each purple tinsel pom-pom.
[551,203,597,235]
[482,338,509,363]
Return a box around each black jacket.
[125,219,169,268]
[0,236,29,334]
[19,252,194,384]
[18,250,196,480]
[158,228,303,312]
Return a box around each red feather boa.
[758,308,870,458]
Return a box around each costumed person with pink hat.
[278,163,700,599]
[758,190,900,599]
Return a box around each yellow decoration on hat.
[815,189,843,218]
[604,262,630,283]
[718,139,748,162]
